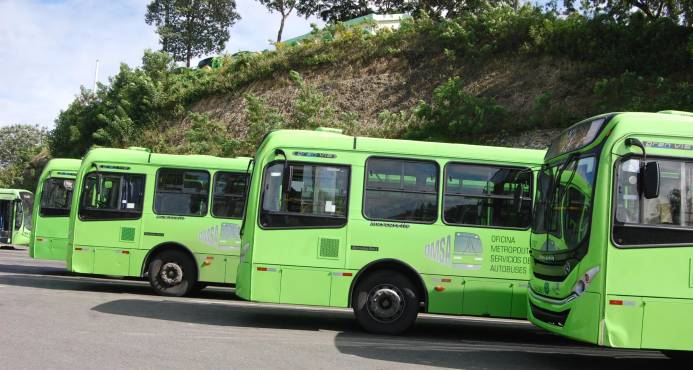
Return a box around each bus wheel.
[148,250,196,297]
[352,270,419,335]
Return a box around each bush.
[593,72,693,112]
[405,77,507,142]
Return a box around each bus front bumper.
[528,287,602,345]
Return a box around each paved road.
[0,246,675,369]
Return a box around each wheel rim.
[159,262,183,286]
[366,284,406,323]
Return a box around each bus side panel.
[603,295,643,349]
[225,255,240,284]
[251,265,281,303]
[424,275,464,315]
[93,247,130,276]
[197,254,226,283]
[462,279,513,317]
[641,299,693,351]
[71,247,94,274]
[329,272,353,307]
[280,267,332,306]
[511,281,528,318]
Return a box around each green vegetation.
[145,0,240,67]
[49,4,693,159]
[0,124,47,189]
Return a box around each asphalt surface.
[0,246,677,369]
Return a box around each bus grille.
[318,238,340,259]
[530,302,570,327]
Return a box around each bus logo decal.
[199,225,219,247]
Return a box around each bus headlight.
[572,266,600,297]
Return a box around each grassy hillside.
[49,5,693,159]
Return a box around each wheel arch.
[348,258,429,312]
[141,242,199,281]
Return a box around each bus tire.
[148,250,196,297]
[352,270,419,335]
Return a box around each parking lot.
[0,246,670,369]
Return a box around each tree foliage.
[145,0,241,66]
[556,0,693,25]
[296,0,521,22]
[0,125,47,189]
[50,50,176,157]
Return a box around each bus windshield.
[532,156,597,257]
[40,178,74,217]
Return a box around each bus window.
[614,159,693,246]
[14,202,22,230]
[212,172,247,219]
[444,164,531,228]
[40,178,74,217]
[260,163,349,228]
[79,173,145,220]
[154,169,210,217]
[20,192,33,231]
[363,158,438,223]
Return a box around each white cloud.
[0,0,322,128]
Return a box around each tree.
[50,50,172,158]
[145,0,241,67]
[296,0,373,23]
[294,0,518,22]
[258,0,297,42]
[559,0,693,25]
[0,124,47,189]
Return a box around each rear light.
[609,299,623,305]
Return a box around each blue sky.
[0,0,322,128]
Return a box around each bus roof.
[546,111,693,161]
[42,158,82,175]
[80,147,251,171]
[0,189,31,200]
[609,111,693,134]
[259,129,546,166]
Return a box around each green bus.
[67,147,251,296]
[0,188,34,246]
[236,128,545,334]
[30,158,81,260]
[528,111,693,356]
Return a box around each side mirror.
[642,161,660,199]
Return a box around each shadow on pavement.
[0,271,237,300]
[334,331,670,370]
[0,263,67,275]
[92,298,358,332]
[90,298,674,369]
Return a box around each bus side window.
[443,164,532,228]
[212,171,247,219]
[613,159,693,246]
[154,168,210,217]
[260,162,349,228]
[363,157,438,223]
[79,172,146,220]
